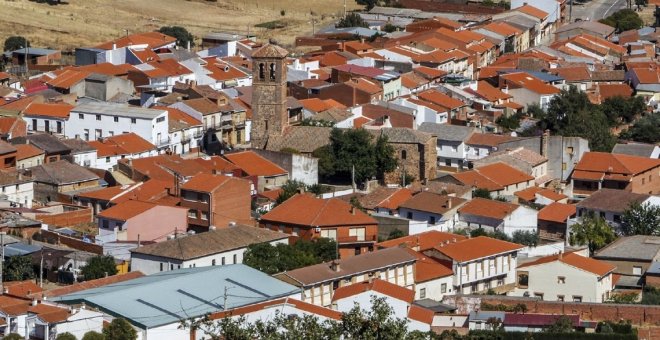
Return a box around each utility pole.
[569,0,573,23]
[24,37,29,76]
[0,232,4,294]
[40,248,44,287]
[344,0,347,18]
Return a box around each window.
[562,162,567,170]
[156,117,165,123]
[114,116,119,122]
[233,254,237,264]
[407,211,413,219]
[633,266,642,275]
[567,147,574,154]
[222,257,225,265]
[613,215,621,223]
[420,288,426,298]
[96,115,101,121]
[95,129,102,139]
[349,227,366,241]
[429,216,436,224]
[558,276,566,284]
[31,119,37,131]
[573,296,582,302]
[269,63,276,80]
[557,295,564,302]
[201,212,209,220]
[445,159,451,166]
[79,113,84,119]
[56,121,62,133]
[102,219,109,229]
[534,292,544,300]
[188,210,196,218]
[259,63,265,80]
[160,263,163,272]
[212,259,216,266]
[401,150,407,160]
[320,229,337,240]
[105,157,110,163]
[131,118,137,124]
[441,283,447,293]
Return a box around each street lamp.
[0,232,5,294]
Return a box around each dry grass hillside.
[0,0,361,51]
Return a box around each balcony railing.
[336,235,377,244]
[155,136,171,147]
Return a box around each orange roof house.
[520,251,615,277]
[96,31,177,50]
[570,152,660,196]
[458,198,538,236]
[428,236,524,263]
[537,202,576,241]
[448,162,534,195]
[88,133,155,158]
[97,200,188,243]
[23,103,73,120]
[377,230,467,252]
[260,193,378,258]
[223,150,288,193]
[332,278,415,305]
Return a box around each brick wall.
[442,295,660,326]
[34,207,93,228]
[38,229,103,254]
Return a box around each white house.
[512,252,615,303]
[67,101,170,149]
[424,236,524,294]
[22,103,72,136]
[397,192,467,232]
[26,305,104,340]
[158,106,204,155]
[391,97,449,126]
[458,198,538,237]
[0,172,34,208]
[130,224,289,275]
[88,132,158,171]
[418,122,477,170]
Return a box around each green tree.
[496,113,521,131]
[600,9,643,32]
[356,0,378,10]
[511,230,539,247]
[4,36,29,52]
[3,255,35,281]
[383,23,398,33]
[55,333,77,340]
[472,188,492,199]
[621,202,660,236]
[546,315,575,333]
[387,229,405,240]
[103,318,137,340]
[275,180,306,205]
[81,255,118,281]
[336,13,369,28]
[313,145,336,180]
[620,112,660,144]
[4,334,22,340]
[340,296,408,339]
[243,238,337,275]
[82,331,105,340]
[569,213,616,255]
[607,291,638,304]
[158,26,195,48]
[374,134,398,182]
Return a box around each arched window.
[401,150,407,160]
[259,63,265,80]
[269,63,276,80]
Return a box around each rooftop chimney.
[350,206,356,215]
[447,198,452,209]
[330,260,341,272]
[31,298,37,307]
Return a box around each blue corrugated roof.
[3,243,41,257]
[53,264,299,329]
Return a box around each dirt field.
[0,0,362,52]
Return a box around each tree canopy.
[55,333,77,340]
[184,296,426,340]
[314,128,397,185]
[4,36,29,52]
[3,255,35,281]
[158,26,195,48]
[620,112,660,144]
[242,238,337,275]
[82,331,106,340]
[569,213,616,255]
[599,9,643,32]
[621,202,660,236]
[336,13,369,28]
[81,255,118,281]
[103,318,137,340]
[537,86,617,152]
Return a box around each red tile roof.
[224,151,287,177]
[472,81,511,102]
[408,305,435,324]
[519,252,615,277]
[418,89,466,110]
[406,248,453,282]
[516,4,549,19]
[3,281,43,299]
[46,69,90,89]
[38,271,145,298]
[261,193,378,227]
[458,197,519,220]
[433,236,524,262]
[210,297,342,320]
[466,133,514,147]
[23,102,73,119]
[28,303,70,324]
[573,152,660,179]
[97,200,159,221]
[77,185,128,201]
[500,72,560,95]
[181,173,242,193]
[14,144,45,161]
[474,162,534,187]
[88,133,155,157]
[452,170,503,191]
[331,279,415,303]
[538,202,576,223]
[377,188,414,210]
[377,230,467,251]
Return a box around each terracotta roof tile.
[181,173,242,193]
[14,144,45,161]
[224,151,287,177]
[23,102,73,119]
[500,72,560,95]
[3,281,43,299]
[97,200,160,221]
[96,31,177,50]
[261,193,377,227]
[38,271,145,298]
[574,152,660,177]
[46,69,90,89]
[399,192,466,215]
[458,198,519,220]
[405,248,453,283]
[475,162,534,186]
[466,133,514,147]
[28,304,70,324]
[451,170,503,191]
[519,252,615,277]
[211,297,341,320]
[408,305,435,324]
[418,89,466,110]
[332,278,415,303]
[516,4,549,19]
[471,81,511,102]
[538,202,576,223]
[377,230,467,251]
[88,133,155,157]
[433,236,523,262]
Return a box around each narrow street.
[570,0,628,21]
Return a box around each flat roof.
[72,102,166,119]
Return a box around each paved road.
[570,0,628,21]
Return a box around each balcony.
[155,136,171,147]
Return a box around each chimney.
[31,298,37,307]
[541,129,550,156]
[112,43,117,50]
[330,259,341,272]
[447,198,452,209]
[351,206,355,215]
[2,287,8,294]
[187,40,191,52]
